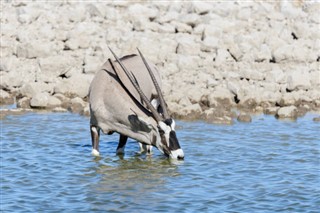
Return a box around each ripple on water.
[1,112,320,212]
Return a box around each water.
[1,112,319,212]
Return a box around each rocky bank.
[1,1,320,123]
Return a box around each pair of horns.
[108,47,169,122]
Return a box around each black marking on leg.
[117,134,128,153]
[90,125,100,152]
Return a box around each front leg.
[90,125,100,156]
[139,143,153,155]
[116,134,128,155]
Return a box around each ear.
[128,114,152,133]
[151,98,160,110]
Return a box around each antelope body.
[89,49,184,160]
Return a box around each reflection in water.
[84,155,182,211]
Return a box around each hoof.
[146,146,153,155]
[91,149,100,156]
[116,147,125,155]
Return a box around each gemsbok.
[88,48,184,160]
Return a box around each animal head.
[157,118,184,160]
[109,47,184,160]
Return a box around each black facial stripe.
[169,131,181,150]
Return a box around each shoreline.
[1,102,320,124]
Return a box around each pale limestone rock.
[30,92,50,108]
[0,56,19,72]
[84,55,104,74]
[279,93,297,106]
[178,96,192,107]
[158,23,176,33]
[287,70,311,91]
[16,41,54,59]
[181,103,202,115]
[191,2,212,15]
[17,97,30,108]
[172,21,193,33]
[0,90,13,104]
[203,24,223,39]
[179,13,200,27]
[208,87,235,107]
[215,49,234,65]
[176,36,200,55]
[47,96,62,108]
[201,37,219,52]
[157,11,179,24]
[38,54,82,80]
[54,73,94,98]
[19,83,48,98]
[69,97,86,113]
[276,106,298,119]
[266,67,286,84]
[264,107,280,115]
[68,5,87,22]
[128,4,158,20]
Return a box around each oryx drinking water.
[89,48,184,160]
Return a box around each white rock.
[178,13,200,27]
[16,41,54,59]
[178,96,192,107]
[215,49,234,65]
[47,96,62,108]
[157,11,179,23]
[181,103,202,115]
[19,82,54,97]
[201,37,219,52]
[68,5,87,22]
[128,4,158,20]
[266,67,286,84]
[276,106,298,119]
[38,54,82,80]
[208,87,235,106]
[54,73,94,98]
[0,89,10,100]
[287,70,311,91]
[84,55,104,74]
[30,92,50,108]
[191,2,212,15]
[176,36,200,55]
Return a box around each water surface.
[1,112,319,212]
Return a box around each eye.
[158,128,164,135]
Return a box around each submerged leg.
[90,125,100,156]
[139,143,153,155]
[116,134,128,155]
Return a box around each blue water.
[1,112,319,212]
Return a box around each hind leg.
[116,134,128,155]
[90,125,100,156]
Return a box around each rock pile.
[1,1,319,122]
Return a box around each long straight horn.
[137,48,169,119]
[108,47,162,122]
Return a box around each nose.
[170,149,184,160]
[177,155,184,160]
